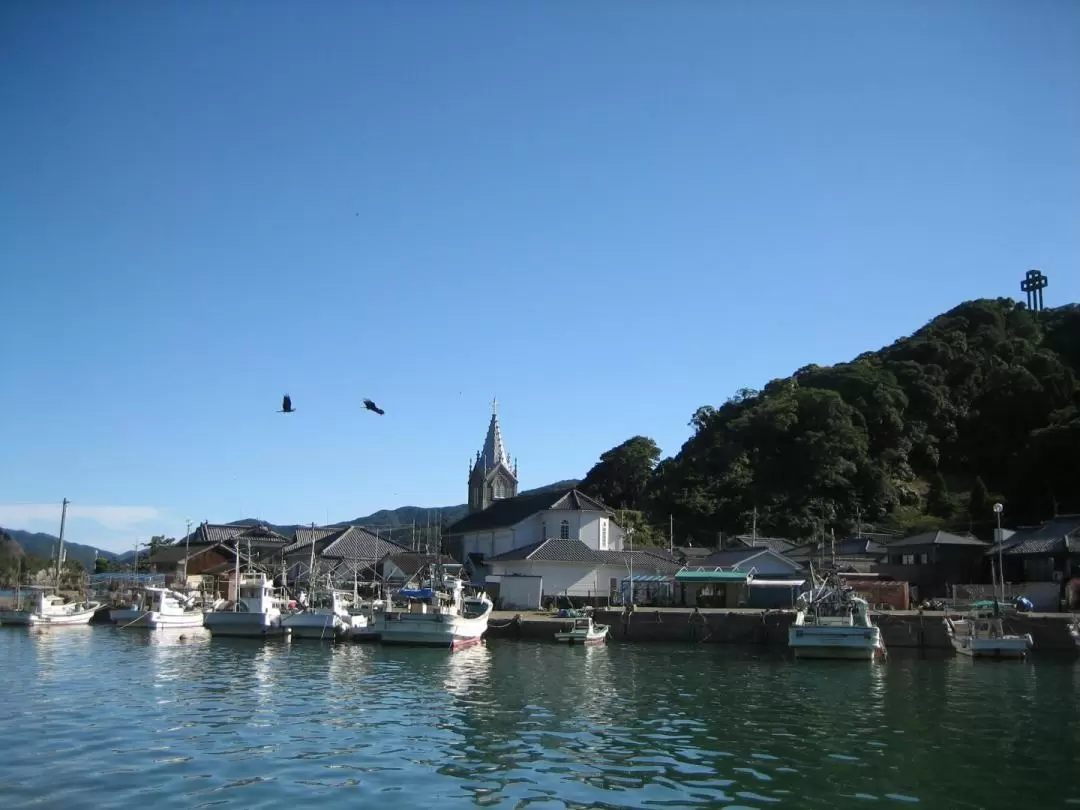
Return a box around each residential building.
[484,539,680,609]
[991,515,1080,610]
[675,548,806,608]
[877,530,989,600]
[785,536,889,573]
[281,524,410,585]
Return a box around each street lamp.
[993,503,1004,605]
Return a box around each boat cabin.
[233,573,280,613]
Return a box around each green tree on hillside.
[579,436,662,511]
[926,472,952,518]
[969,476,990,525]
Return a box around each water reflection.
[440,642,493,701]
[0,631,1077,809]
[24,624,95,683]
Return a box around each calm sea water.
[1,628,1078,809]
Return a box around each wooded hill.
[577,298,1080,543]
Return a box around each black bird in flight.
[363,398,385,415]
[279,394,296,413]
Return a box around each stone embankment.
[485,608,1080,652]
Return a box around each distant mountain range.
[0,530,119,569]
[1,479,581,565]
[229,479,581,547]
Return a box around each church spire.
[479,397,511,472]
[467,398,519,513]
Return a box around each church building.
[446,403,680,608]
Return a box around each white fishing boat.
[380,565,493,650]
[554,615,609,645]
[0,500,101,626]
[0,586,101,626]
[1070,615,1080,650]
[943,611,1033,659]
[345,598,385,642]
[204,572,286,639]
[282,588,361,640]
[789,569,886,661]
[945,503,1034,659]
[110,586,206,629]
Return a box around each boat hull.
[950,637,1031,659]
[379,612,489,650]
[789,626,885,661]
[205,612,284,638]
[111,609,205,629]
[1,604,100,626]
[554,627,609,645]
[282,613,345,640]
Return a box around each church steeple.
[468,397,519,513]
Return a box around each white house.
[484,539,680,609]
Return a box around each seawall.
[485,609,1080,652]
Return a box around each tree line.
[577,298,1080,545]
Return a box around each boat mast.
[233,538,241,612]
[54,498,69,587]
[307,521,317,609]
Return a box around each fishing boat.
[554,615,609,645]
[0,499,101,626]
[943,610,1033,658]
[0,586,101,626]
[380,564,493,650]
[282,588,363,641]
[789,569,886,661]
[944,506,1035,659]
[1070,616,1080,650]
[345,598,385,642]
[204,572,287,638]
[109,586,206,629]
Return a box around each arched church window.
[559,520,570,540]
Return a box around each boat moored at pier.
[788,570,886,661]
[380,566,493,650]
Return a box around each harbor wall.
[485,609,1080,652]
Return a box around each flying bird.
[279,394,295,413]
[363,398,385,415]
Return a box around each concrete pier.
[485,608,1080,652]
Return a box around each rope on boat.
[118,611,152,629]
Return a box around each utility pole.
[669,515,674,555]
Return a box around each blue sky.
[1,1,1077,552]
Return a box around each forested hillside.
[579,299,1080,542]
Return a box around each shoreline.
[485,608,1080,652]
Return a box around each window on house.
[902,554,916,565]
[919,553,929,565]
[559,520,570,540]
[599,519,609,550]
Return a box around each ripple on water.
[0,632,1076,808]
